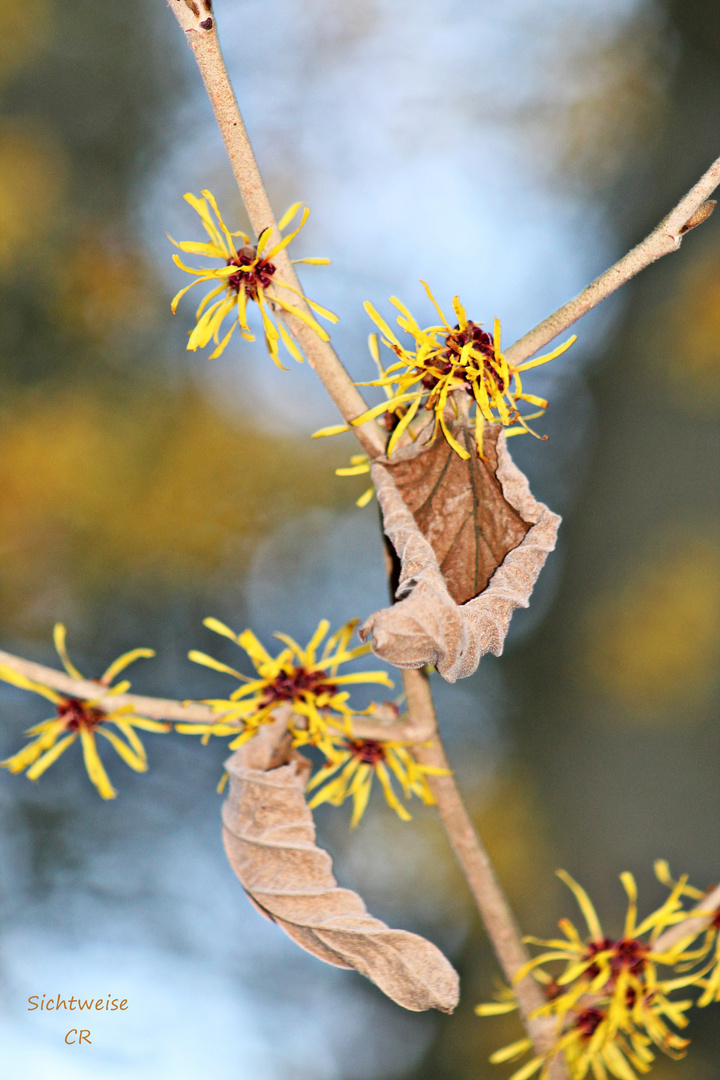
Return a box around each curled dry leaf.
[221,721,460,1013]
[361,422,560,681]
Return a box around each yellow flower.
[349,284,575,460]
[169,191,337,368]
[179,617,394,751]
[480,993,692,1080]
[0,625,169,799]
[0,122,67,275]
[306,732,444,827]
[519,871,701,1045]
[477,869,708,1080]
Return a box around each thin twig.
[0,648,416,740]
[165,1,384,457]
[504,156,720,368]
[404,669,565,1077]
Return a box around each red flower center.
[346,739,386,765]
[586,937,649,981]
[420,322,506,395]
[57,698,104,732]
[444,321,495,362]
[576,1007,604,1039]
[226,244,276,301]
[262,667,338,704]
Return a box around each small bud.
[680,199,716,234]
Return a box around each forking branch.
[167,2,720,442]
[0,6,713,1077]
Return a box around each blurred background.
[0,0,718,1076]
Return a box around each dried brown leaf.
[221,723,460,1013]
[361,423,561,681]
[384,423,530,605]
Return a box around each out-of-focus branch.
[654,881,720,954]
[165,1,385,457]
[504,155,720,368]
[403,669,566,1078]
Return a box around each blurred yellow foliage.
[472,773,552,918]
[655,252,720,406]
[52,232,159,339]
[0,122,67,275]
[584,536,720,714]
[0,0,52,84]
[0,384,341,625]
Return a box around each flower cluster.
[477,866,720,1080]
[179,617,441,822]
[169,191,337,367]
[0,625,169,799]
[349,284,575,461]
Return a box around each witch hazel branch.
[0,3,718,1077]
